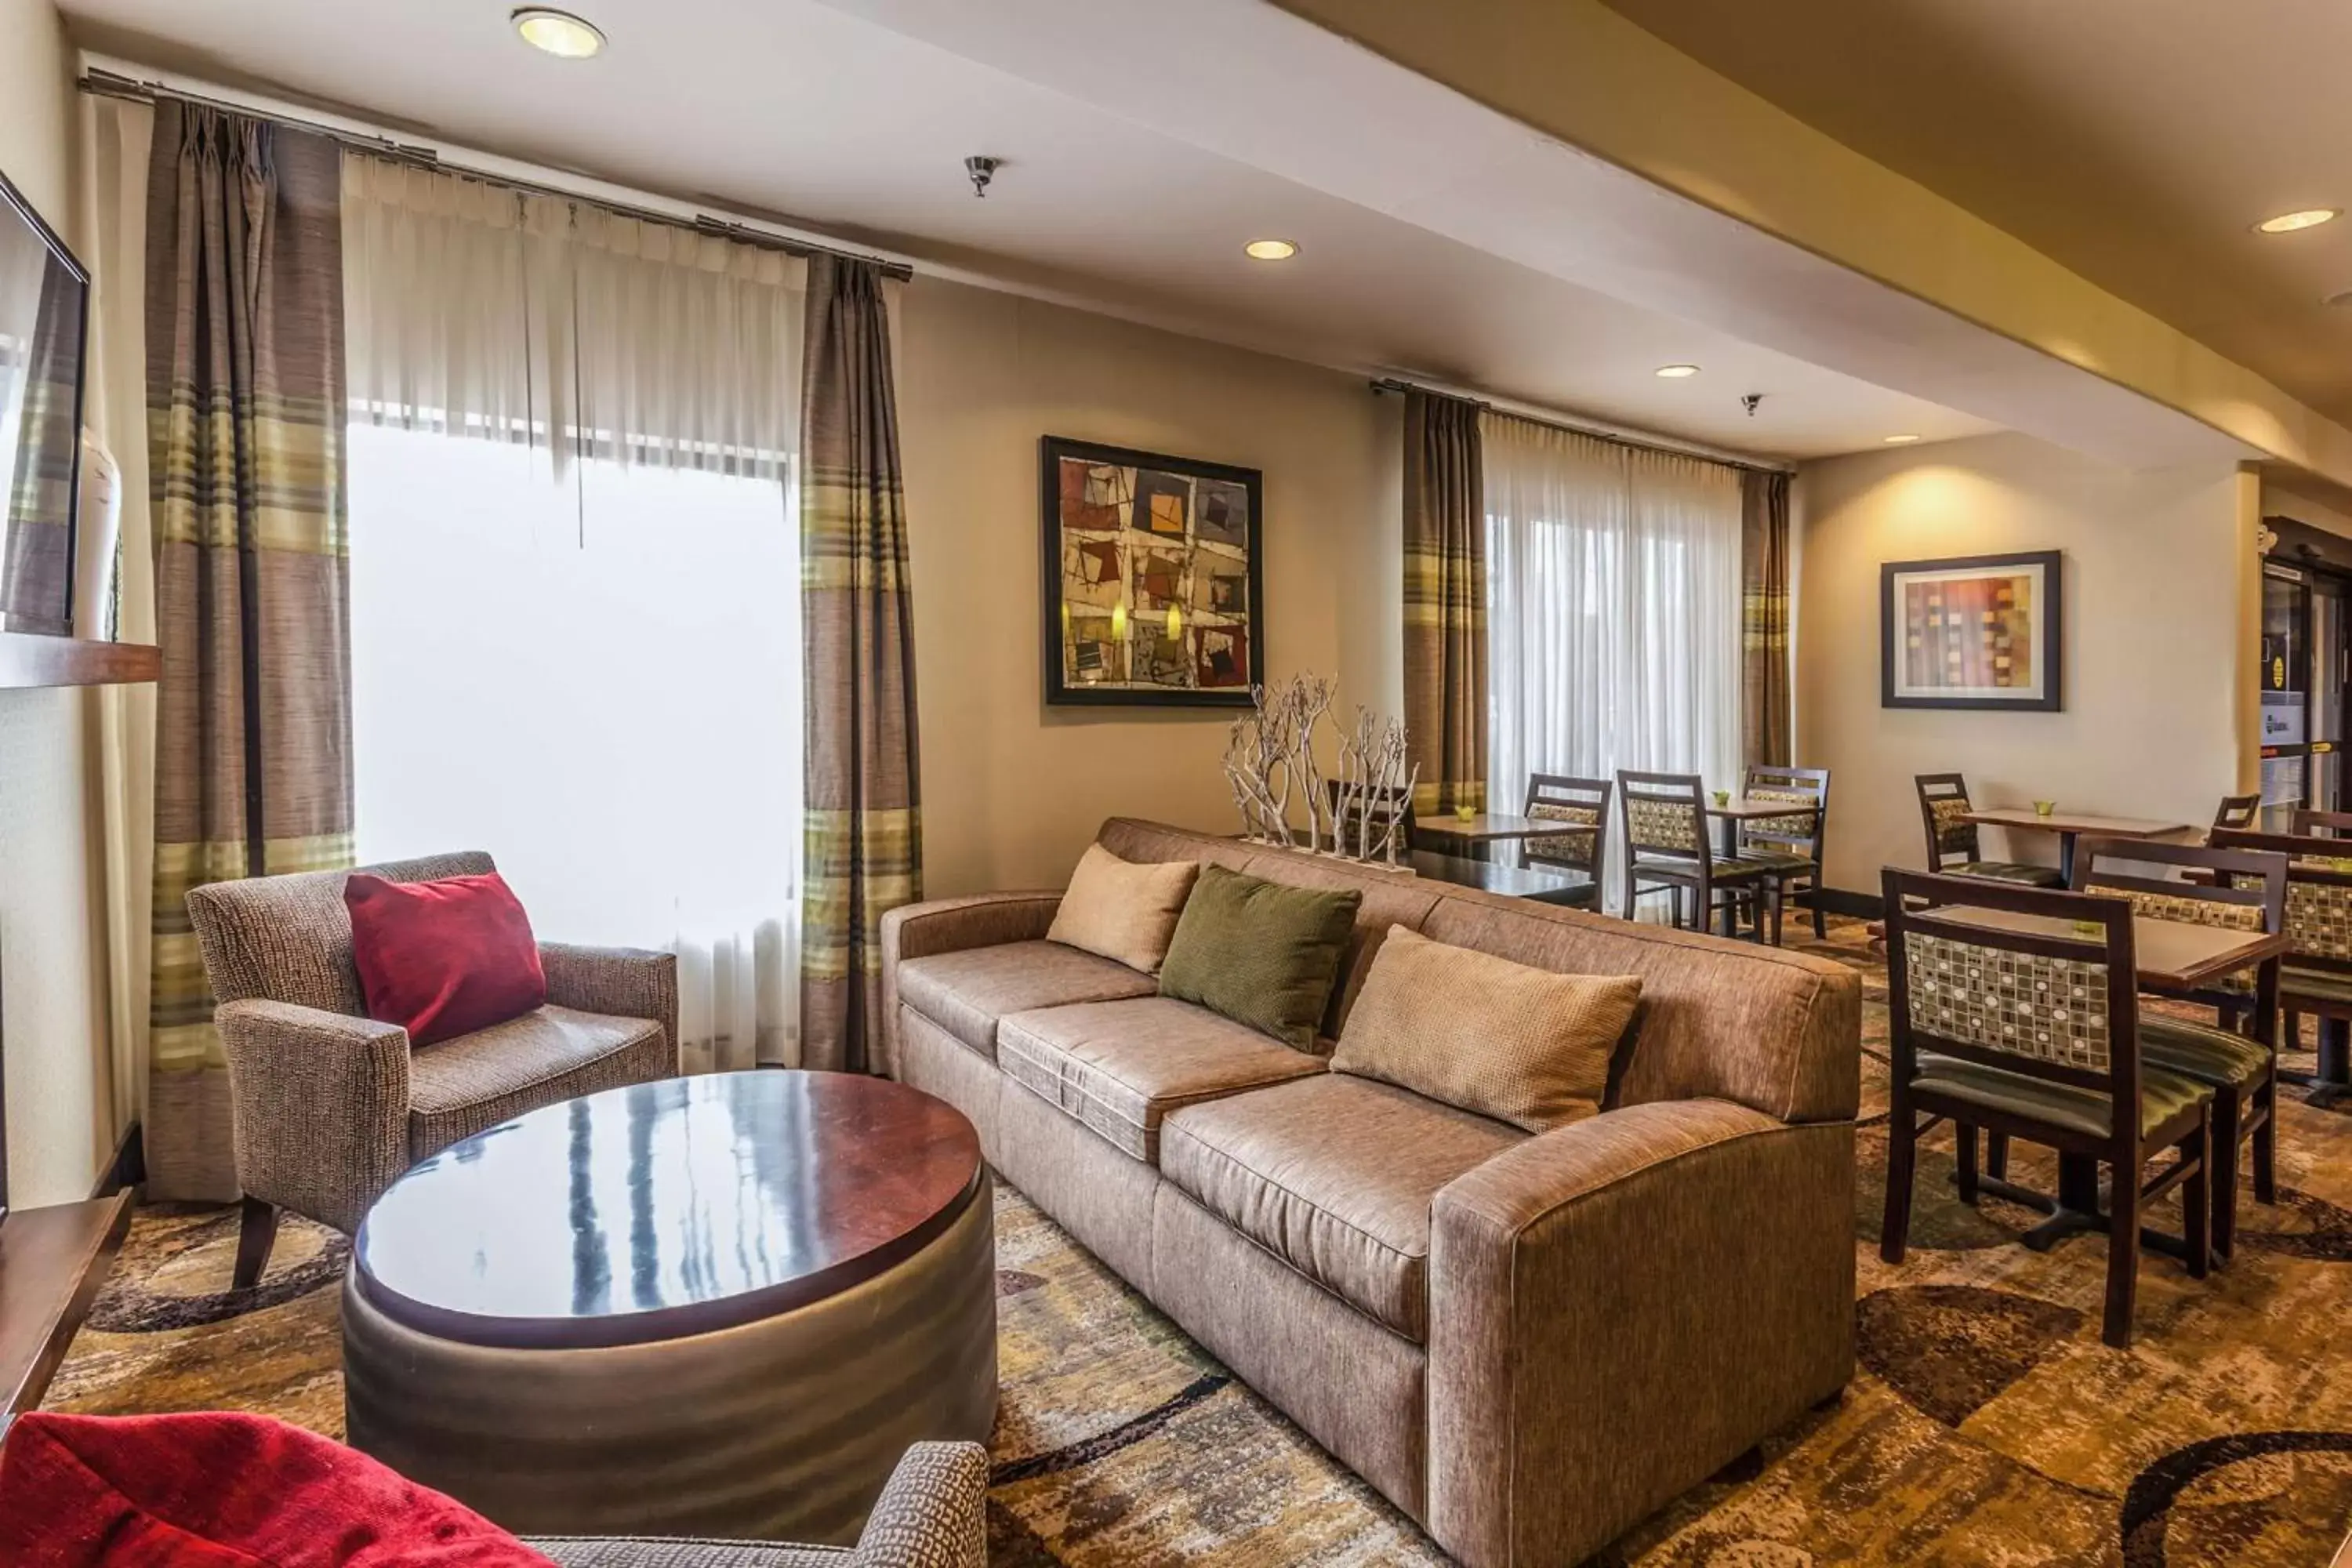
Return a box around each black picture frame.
[1880,549,2063,711]
[1040,435,1265,708]
[0,165,91,639]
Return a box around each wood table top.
[1962,808,2190,839]
[351,1071,982,1349]
[1922,903,2288,990]
[1410,849,1594,903]
[1706,796,1821,820]
[1417,811,1592,842]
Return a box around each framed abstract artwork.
[1880,550,2063,711]
[1040,435,1264,707]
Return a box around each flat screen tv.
[0,168,90,637]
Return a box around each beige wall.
[0,0,116,1206]
[897,276,1399,895]
[1795,432,2245,897]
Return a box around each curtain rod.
[1369,376,1790,474]
[77,66,916,281]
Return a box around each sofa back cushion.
[1047,844,1199,974]
[184,851,499,1017]
[1096,819,1860,1123]
[1332,926,1639,1132]
[1158,865,1362,1050]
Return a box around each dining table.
[1960,807,2190,884]
[1413,811,1592,863]
[1921,900,2286,1262]
[1408,849,1596,907]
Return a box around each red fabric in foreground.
[0,1410,557,1566]
[345,870,547,1046]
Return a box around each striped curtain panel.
[1740,468,1793,768]
[1403,389,1486,817]
[144,103,353,1200]
[800,255,919,1075]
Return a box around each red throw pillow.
[0,1410,557,1566]
[345,871,546,1046]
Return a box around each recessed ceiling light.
[513,7,605,58]
[1653,364,1700,379]
[1883,434,1922,445]
[1244,238,1298,261]
[2256,208,2339,234]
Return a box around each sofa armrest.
[881,892,1064,964]
[878,893,1062,1080]
[539,943,680,1070]
[1425,1099,1856,1568]
[852,1440,989,1567]
[216,998,413,1234]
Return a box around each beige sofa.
[880,818,1862,1567]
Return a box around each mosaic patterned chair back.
[1900,930,2114,1074]
[1624,793,1704,856]
[1750,785,1816,846]
[2112,887,2266,934]
[2285,877,2352,963]
[1522,774,1610,873]
[1926,796,1977,855]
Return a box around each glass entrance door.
[2261,566,2310,830]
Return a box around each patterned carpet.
[42,918,2352,1566]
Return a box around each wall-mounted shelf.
[0,633,162,690]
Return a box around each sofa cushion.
[1158,865,1361,1049]
[896,942,1158,1061]
[996,997,1326,1162]
[1160,1074,1522,1341]
[408,1005,671,1157]
[346,870,547,1046]
[1047,845,1199,974]
[1332,925,1640,1133]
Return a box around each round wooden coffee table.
[341,1069,994,1546]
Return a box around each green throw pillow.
[1157,863,1363,1050]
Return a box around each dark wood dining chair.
[1617,771,1777,937]
[1735,764,1831,942]
[2291,807,2352,838]
[2070,836,2287,1259]
[1915,773,2064,887]
[2212,793,2261,833]
[2212,826,2352,1109]
[1519,774,1610,902]
[1880,869,2213,1348]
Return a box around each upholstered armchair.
[185,851,678,1288]
[527,1443,989,1568]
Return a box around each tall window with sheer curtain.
[340,158,804,1073]
[1484,414,1744,906]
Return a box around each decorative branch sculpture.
[1225,677,1413,866]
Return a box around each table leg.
[2315,1017,2352,1109]
[2012,1153,2105,1253]
[2057,830,2078,885]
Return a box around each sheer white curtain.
[1484,414,1744,911]
[341,156,804,1072]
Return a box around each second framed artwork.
[1880,550,2063,711]
[1040,435,1264,707]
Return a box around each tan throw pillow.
[1331,926,1641,1133]
[1047,845,1201,975]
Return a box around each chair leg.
[2253,1071,2278,1207]
[233,1196,279,1291]
[2103,1156,2141,1348]
[1955,1122,1980,1206]
[1769,882,1785,947]
[1812,881,1828,940]
[2209,1088,2241,1262]
[2183,1116,2212,1283]
[1881,1106,1919,1264]
[1986,1131,2010,1180]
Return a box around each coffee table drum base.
[342,1184,996,1546]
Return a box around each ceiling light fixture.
[513,7,605,58]
[2256,208,2339,234]
[1653,364,1700,379]
[1882,434,1922,445]
[1244,238,1298,261]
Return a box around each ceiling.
[55,0,2005,459]
[1599,0,2352,429]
